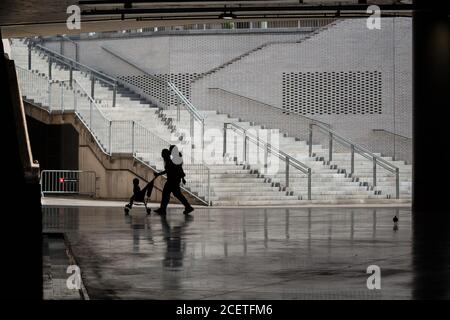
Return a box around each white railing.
[26,39,118,108]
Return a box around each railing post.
[48,57,52,80]
[264,144,268,174]
[112,81,117,108]
[309,123,313,157]
[307,168,312,200]
[223,123,227,157]
[69,65,73,87]
[329,132,333,162]
[190,114,195,163]
[91,74,95,99]
[75,43,79,62]
[373,156,377,187]
[28,42,32,70]
[61,85,64,112]
[48,81,52,110]
[201,120,205,162]
[207,168,211,205]
[89,100,92,129]
[109,121,112,154]
[131,121,135,155]
[243,131,248,164]
[395,167,400,199]
[285,157,290,188]
[351,144,355,176]
[74,86,77,112]
[190,113,194,139]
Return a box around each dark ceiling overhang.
[80,2,415,20]
[4,1,444,38]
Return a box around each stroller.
[124,177,156,215]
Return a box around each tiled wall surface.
[190,18,412,162]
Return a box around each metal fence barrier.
[40,170,96,196]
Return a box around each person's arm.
[155,170,166,177]
[180,166,186,184]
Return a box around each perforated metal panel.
[282,71,382,115]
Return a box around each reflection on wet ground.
[43,206,414,299]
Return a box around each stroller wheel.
[146,208,151,215]
[124,207,130,215]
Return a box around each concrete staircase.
[11,39,293,205]
[11,38,411,205]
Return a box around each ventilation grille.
[282,71,382,115]
[118,73,198,106]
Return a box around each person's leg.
[171,184,192,210]
[127,195,135,208]
[157,183,171,213]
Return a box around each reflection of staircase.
[12,38,410,205]
[190,21,339,85]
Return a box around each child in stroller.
[124,177,155,215]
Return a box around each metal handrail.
[28,40,116,84]
[372,129,412,141]
[58,35,79,62]
[133,121,174,153]
[73,78,109,119]
[225,122,311,172]
[310,122,400,199]
[224,122,312,200]
[100,44,205,122]
[310,123,399,172]
[26,39,118,107]
[208,87,331,128]
[168,82,204,122]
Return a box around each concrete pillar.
[412,0,450,299]
[413,2,450,214]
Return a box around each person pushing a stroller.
[124,145,193,215]
[154,146,194,215]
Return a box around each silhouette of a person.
[154,148,194,215]
[125,178,153,211]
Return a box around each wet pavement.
[43,205,416,299]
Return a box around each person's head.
[170,145,183,165]
[161,148,171,161]
[132,178,139,185]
